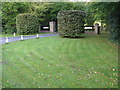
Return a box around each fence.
[81,23,100,34]
[40,22,100,34]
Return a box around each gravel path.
[0,33,58,44]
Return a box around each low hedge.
[16,13,39,34]
[57,10,85,37]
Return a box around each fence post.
[49,21,56,32]
[6,37,8,43]
[36,34,39,39]
[13,33,16,37]
[21,35,23,40]
[95,23,100,34]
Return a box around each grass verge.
[2,34,118,88]
[0,32,52,37]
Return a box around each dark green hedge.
[16,13,39,34]
[57,10,85,37]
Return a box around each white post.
[21,35,23,40]
[13,33,16,37]
[37,34,39,38]
[6,37,8,43]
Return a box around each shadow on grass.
[63,36,85,39]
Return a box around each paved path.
[0,33,58,44]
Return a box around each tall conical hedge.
[57,10,85,37]
[16,13,39,34]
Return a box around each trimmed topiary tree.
[16,13,39,34]
[57,10,85,37]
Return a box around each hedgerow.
[16,13,39,34]
[57,10,85,37]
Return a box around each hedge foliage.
[16,13,39,34]
[89,2,119,43]
[2,2,29,34]
[57,10,85,37]
[2,2,84,34]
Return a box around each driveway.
[0,33,58,44]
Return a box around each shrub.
[57,10,85,37]
[16,13,39,34]
[2,2,29,34]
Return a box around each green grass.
[2,34,118,88]
[0,32,51,37]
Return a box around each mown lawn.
[2,34,118,88]
[0,32,51,37]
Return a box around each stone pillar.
[49,21,56,32]
[95,23,100,34]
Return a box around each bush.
[2,2,29,34]
[16,13,39,34]
[57,10,85,37]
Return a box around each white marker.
[21,35,23,40]
[6,37,8,43]
[37,34,39,38]
[13,33,15,37]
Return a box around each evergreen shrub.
[57,10,85,37]
[16,13,39,34]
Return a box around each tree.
[83,2,95,25]
[2,2,29,34]
[2,2,85,34]
[28,2,85,27]
[87,2,120,42]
